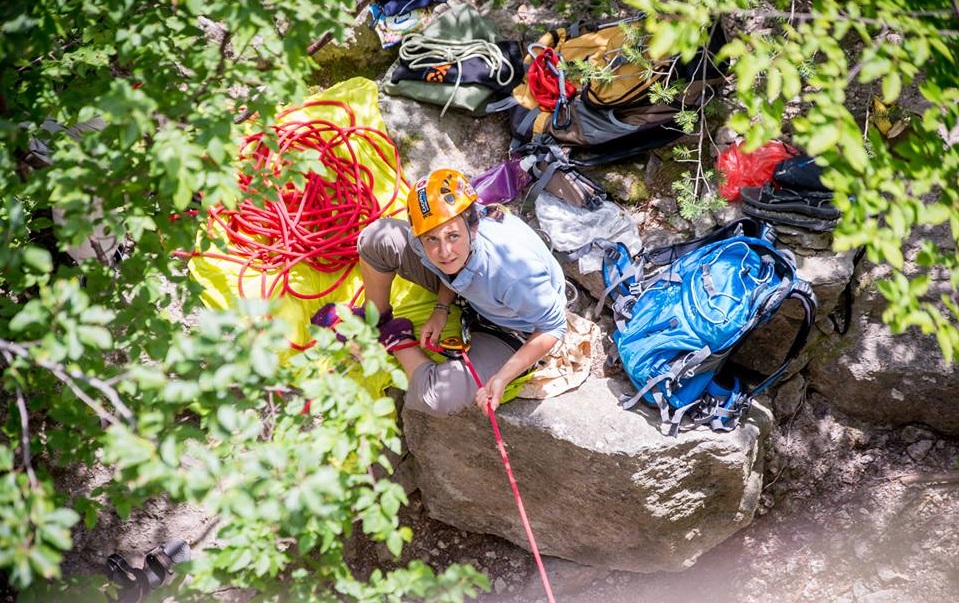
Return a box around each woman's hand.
[475,375,507,415]
[473,331,559,415]
[419,307,449,348]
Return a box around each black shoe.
[740,183,841,219]
[741,203,839,233]
[772,154,829,191]
[107,540,191,603]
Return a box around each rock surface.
[402,376,772,572]
[806,231,959,436]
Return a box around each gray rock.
[900,425,934,443]
[402,375,771,572]
[523,557,610,598]
[859,589,907,603]
[906,440,934,461]
[806,254,959,437]
[771,373,806,423]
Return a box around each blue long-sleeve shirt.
[409,211,568,340]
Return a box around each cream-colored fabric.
[518,310,599,399]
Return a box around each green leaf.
[858,56,892,82]
[22,246,52,273]
[228,549,253,573]
[648,29,676,60]
[250,345,278,378]
[0,447,13,471]
[77,325,113,349]
[39,524,73,551]
[386,531,404,558]
[9,300,46,332]
[805,125,840,156]
[28,547,59,579]
[882,71,902,103]
[766,67,782,101]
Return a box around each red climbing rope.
[425,341,556,603]
[188,100,406,300]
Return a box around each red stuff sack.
[717,140,798,201]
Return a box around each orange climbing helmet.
[407,168,477,237]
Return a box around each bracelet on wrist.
[433,303,450,314]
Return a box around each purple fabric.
[310,303,394,343]
[378,317,416,351]
[470,158,531,205]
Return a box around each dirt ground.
[28,361,959,603]
[346,391,959,603]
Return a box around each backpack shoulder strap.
[748,279,818,397]
[643,218,767,267]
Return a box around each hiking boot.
[378,317,418,353]
[740,183,840,219]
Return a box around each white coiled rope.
[398,34,515,116]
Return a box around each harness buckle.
[435,336,470,359]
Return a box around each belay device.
[600,218,817,436]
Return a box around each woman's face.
[420,216,472,275]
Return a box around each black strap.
[748,281,818,398]
[829,246,866,335]
[106,554,149,603]
[458,303,526,352]
[642,218,766,267]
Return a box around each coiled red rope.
[527,47,576,112]
[185,99,406,300]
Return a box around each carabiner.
[459,308,473,350]
[552,97,571,129]
[551,54,572,129]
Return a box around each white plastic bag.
[534,191,642,273]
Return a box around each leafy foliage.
[0,0,484,600]
[630,0,959,360]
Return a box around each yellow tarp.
[187,77,527,401]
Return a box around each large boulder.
[805,227,959,436]
[401,375,772,572]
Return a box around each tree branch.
[306,0,373,56]
[897,470,959,485]
[15,388,38,487]
[0,339,135,427]
[846,25,890,86]
[717,8,958,35]
[2,349,39,488]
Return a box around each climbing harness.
[398,34,516,116]
[425,337,556,603]
[180,100,406,300]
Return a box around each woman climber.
[356,167,567,416]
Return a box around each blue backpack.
[600,218,817,435]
